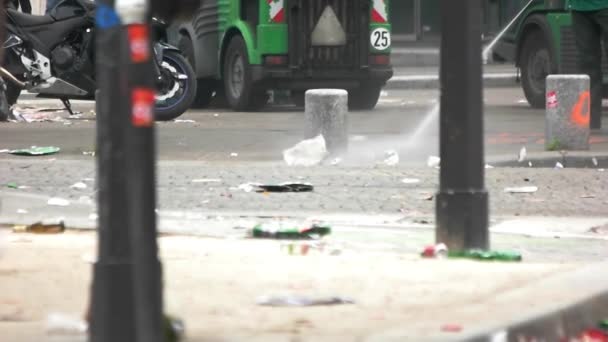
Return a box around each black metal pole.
[91,1,137,341]
[121,14,165,342]
[436,0,489,251]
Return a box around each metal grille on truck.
[288,0,368,70]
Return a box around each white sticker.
[370,27,391,50]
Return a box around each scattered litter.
[254,183,314,193]
[528,161,533,167]
[421,243,448,259]
[238,183,261,193]
[88,213,98,221]
[592,157,599,166]
[82,151,95,156]
[6,182,18,189]
[504,186,538,194]
[599,169,606,172]
[47,197,71,206]
[251,222,331,240]
[13,221,65,234]
[174,119,195,123]
[9,146,60,156]
[12,107,65,123]
[449,249,522,262]
[46,312,88,335]
[555,162,564,169]
[70,182,87,190]
[401,178,421,184]
[427,156,441,168]
[485,164,494,169]
[383,150,399,166]
[0,149,9,153]
[213,113,219,117]
[283,135,328,167]
[380,90,389,97]
[16,209,28,214]
[518,147,527,162]
[257,295,354,307]
[230,152,238,157]
[441,324,463,333]
[517,99,527,104]
[580,195,596,199]
[191,178,222,184]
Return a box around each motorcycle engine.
[51,45,76,72]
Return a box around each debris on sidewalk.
[257,295,354,307]
[47,197,71,206]
[421,243,448,258]
[427,156,440,168]
[12,106,65,123]
[46,312,88,336]
[13,221,65,234]
[401,178,421,184]
[70,182,88,190]
[9,146,60,156]
[440,323,463,333]
[518,146,527,162]
[230,152,239,157]
[592,157,599,167]
[82,151,95,156]
[504,186,538,194]
[173,119,195,123]
[191,178,222,184]
[449,249,522,262]
[251,222,331,240]
[283,135,328,167]
[383,150,399,166]
[0,149,10,153]
[256,183,314,193]
[554,162,564,169]
[485,164,494,169]
[6,182,18,189]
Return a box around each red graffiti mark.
[570,91,591,127]
[547,90,558,109]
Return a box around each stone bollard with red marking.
[545,75,590,151]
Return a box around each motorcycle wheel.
[155,50,197,121]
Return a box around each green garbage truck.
[169,0,394,111]
[493,0,608,108]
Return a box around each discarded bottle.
[421,243,448,258]
[251,222,331,240]
[13,221,65,234]
[448,249,522,262]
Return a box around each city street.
[2,88,608,164]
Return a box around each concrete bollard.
[304,89,348,155]
[545,75,591,151]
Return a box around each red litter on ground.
[421,243,448,258]
[578,328,608,342]
[441,324,463,333]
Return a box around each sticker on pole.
[131,88,155,127]
[546,90,558,109]
[127,24,150,63]
[370,28,391,51]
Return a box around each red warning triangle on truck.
[268,0,285,23]
[371,0,388,23]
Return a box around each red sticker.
[127,24,150,63]
[131,88,155,127]
[547,90,558,109]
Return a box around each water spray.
[482,0,535,64]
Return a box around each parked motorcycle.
[1,0,197,121]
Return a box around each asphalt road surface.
[1,88,607,166]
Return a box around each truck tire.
[178,34,214,109]
[520,29,556,109]
[348,85,382,110]
[223,36,267,111]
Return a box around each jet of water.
[482,0,535,64]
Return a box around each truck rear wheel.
[178,35,214,109]
[223,36,267,111]
[520,29,556,109]
[348,85,382,110]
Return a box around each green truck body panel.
[173,0,393,89]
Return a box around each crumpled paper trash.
[283,135,328,167]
